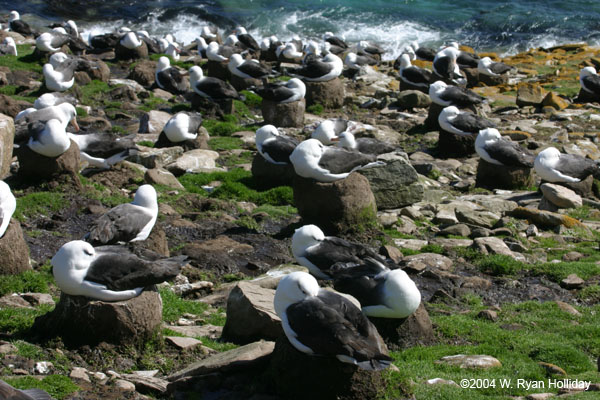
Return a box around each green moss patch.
[14,192,68,222]
[0,265,53,296]
[6,375,79,400]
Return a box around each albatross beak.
[71,117,80,132]
[330,137,340,142]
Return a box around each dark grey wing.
[304,237,383,271]
[400,66,432,85]
[25,108,58,125]
[255,84,295,102]
[457,52,479,68]
[238,33,260,50]
[556,154,600,180]
[157,68,188,94]
[292,60,332,79]
[439,86,484,107]
[325,36,347,49]
[355,138,396,155]
[361,43,384,56]
[86,246,187,290]
[485,140,534,168]
[415,47,436,61]
[86,203,152,245]
[54,59,78,80]
[10,20,33,36]
[185,112,203,135]
[27,121,46,143]
[76,133,137,158]
[139,36,161,54]
[237,61,271,78]
[195,77,240,99]
[90,33,120,49]
[50,32,71,49]
[490,62,513,75]
[433,56,453,78]
[357,54,378,66]
[451,113,496,133]
[317,147,376,174]
[0,379,56,400]
[331,263,386,308]
[261,137,298,163]
[582,75,600,95]
[286,291,391,370]
[218,45,235,59]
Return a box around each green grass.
[0,45,42,73]
[179,168,294,206]
[220,151,254,167]
[208,137,244,151]
[240,90,263,107]
[6,375,79,400]
[137,140,155,147]
[13,192,68,222]
[0,304,54,336]
[160,287,227,324]
[306,103,324,115]
[250,204,298,219]
[0,265,53,296]
[384,301,600,399]
[542,80,581,98]
[477,254,525,276]
[139,94,168,112]
[203,116,247,136]
[73,80,113,106]
[578,285,600,303]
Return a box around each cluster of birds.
[2,10,600,375]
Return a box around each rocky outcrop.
[0,113,14,179]
[369,303,435,350]
[261,99,305,128]
[305,78,344,109]
[0,220,31,274]
[16,140,82,187]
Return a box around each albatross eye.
[84,248,93,256]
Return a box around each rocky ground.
[0,30,599,400]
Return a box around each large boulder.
[0,113,14,179]
[305,78,344,109]
[476,159,534,190]
[359,153,423,209]
[221,281,283,344]
[437,131,476,158]
[293,173,378,235]
[369,303,435,350]
[478,73,508,86]
[541,175,595,199]
[31,287,163,346]
[250,154,296,188]
[264,336,387,400]
[540,183,582,209]
[128,60,156,87]
[516,83,545,107]
[16,140,82,187]
[395,90,431,110]
[0,95,30,119]
[261,99,305,128]
[165,149,223,176]
[0,220,31,274]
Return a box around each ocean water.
[2,0,600,59]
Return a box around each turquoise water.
[3,0,600,58]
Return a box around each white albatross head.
[273,271,320,318]
[255,124,280,147]
[131,184,158,210]
[291,224,326,260]
[51,240,96,296]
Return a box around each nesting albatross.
[429,81,485,108]
[534,147,600,183]
[438,106,496,136]
[155,56,188,95]
[274,271,392,370]
[579,67,600,97]
[189,65,241,101]
[51,240,188,302]
[254,78,305,103]
[475,128,534,167]
[85,184,158,245]
[255,124,298,165]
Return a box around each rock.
[0,294,33,308]
[31,287,163,346]
[477,310,498,321]
[261,99,305,128]
[0,220,31,274]
[128,146,184,169]
[380,245,403,264]
[395,90,431,110]
[516,83,546,107]
[144,168,185,190]
[402,253,453,272]
[120,373,168,395]
[540,183,582,209]
[293,173,378,235]
[70,367,91,383]
[369,303,435,350]
[526,224,538,237]
[439,223,471,237]
[0,113,14,178]
[542,92,569,110]
[473,237,520,259]
[508,207,584,229]
[34,361,52,375]
[549,175,595,199]
[165,149,222,176]
[562,251,584,262]
[21,293,54,306]
[476,159,534,190]
[359,153,423,209]
[16,140,81,186]
[128,224,170,256]
[526,393,556,400]
[437,131,476,158]
[538,362,567,376]
[434,206,458,225]
[456,209,499,229]
[555,301,581,316]
[109,78,146,93]
[183,236,256,276]
[251,154,296,188]
[560,274,585,290]
[0,95,30,119]
[264,336,386,400]
[305,78,344,108]
[393,238,427,251]
[163,324,223,340]
[166,336,203,351]
[425,378,458,386]
[139,110,172,134]
[221,281,283,345]
[128,60,156,87]
[435,354,502,369]
[169,340,275,381]
[115,40,148,60]
[115,379,136,392]
[479,73,508,86]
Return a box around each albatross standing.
[274,271,392,370]
[85,184,158,245]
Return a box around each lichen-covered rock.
[31,287,162,346]
[359,153,423,209]
[0,220,31,274]
[479,73,508,86]
[293,173,378,235]
[542,92,569,110]
[144,168,185,190]
[0,113,14,179]
[516,83,545,107]
[305,78,344,109]
[221,281,283,344]
[508,207,584,229]
[261,99,305,128]
[476,159,534,190]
